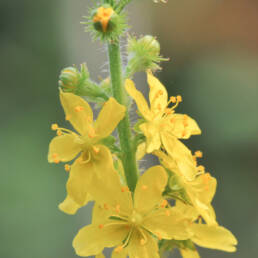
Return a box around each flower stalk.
[108,41,138,192]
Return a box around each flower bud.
[82,5,127,42]
[58,64,89,92]
[126,35,167,77]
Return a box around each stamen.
[140,238,146,245]
[51,123,58,130]
[170,117,175,123]
[88,128,96,138]
[92,146,100,154]
[104,203,109,210]
[165,210,170,216]
[114,246,124,253]
[141,185,148,190]
[115,204,120,213]
[57,130,62,136]
[74,106,84,112]
[54,159,60,164]
[156,232,162,240]
[98,224,104,229]
[177,95,182,102]
[121,186,129,192]
[64,164,71,172]
[170,96,177,103]
[197,165,205,172]
[65,115,71,121]
[182,130,187,137]
[52,153,58,159]
[194,150,203,158]
[160,199,168,208]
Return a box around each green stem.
[108,41,138,192]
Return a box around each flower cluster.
[48,1,237,257]
[48,72,237,257]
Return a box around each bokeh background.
[1,0,258,257]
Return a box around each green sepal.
[163,169,192,205]
[160,239,196,253]
[99,136,121,154]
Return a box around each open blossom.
[175,202,237,257]
[48,91,125,213]
[156,150,217,225]
[73,166,192,257]
[125,72,201,154]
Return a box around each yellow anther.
[170,96,177,103]
[158,90,163,96]
[92,146,100,154]
[156,232,162,240]
[57,130,62,136]
[52,153,58,159]
[165,210,171,216]
[141,185,148,190]
[197,165,205,172]
[121,186,129,192]
[103,203,109,210]
[160,199,168,208]
[165,108,172,115]
[177,95,182,102]
[183,120,189,127]
[183,114,188,120]
[54,159,60,164]
[65,115,71,121]
[182,130,187,137]
[115,204,120,213]
[51,123,58,130]
[170,117,175,123]
[74,106,84,112]
[88,128,96,138]
[157,103,162,110]
[98,224,104,229]
[64,164,71,172]
[114,246,123,253]
[195,150,203,158]
[140,239,146,245]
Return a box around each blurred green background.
[1,0,257,257]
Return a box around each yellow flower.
[176,203,237,256]
[125,72,201,154]
[156,151,217,225]
[73,166,192,257]
[48,91,125,212]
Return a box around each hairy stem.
[108,41,138,192]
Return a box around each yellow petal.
[147,71,168,115]
[160,132,197,181]
[73,224,128,257]
[143,209,191,240]
[94,97,126,139]
[58,194,91,215]
[134,166,167,214]
[191,224,238,252]
[66,157,93,206]
[48,134,81,163]
[136,142,146,160]
[60,90,93,135]
[125,79,152,120]
[140,122,161,153]
[127,229,159,258]
[81,146,133,214]
[165,114,201,139]
[180,248,200,258]
[175,201,199,222]
[92,203,113,224]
